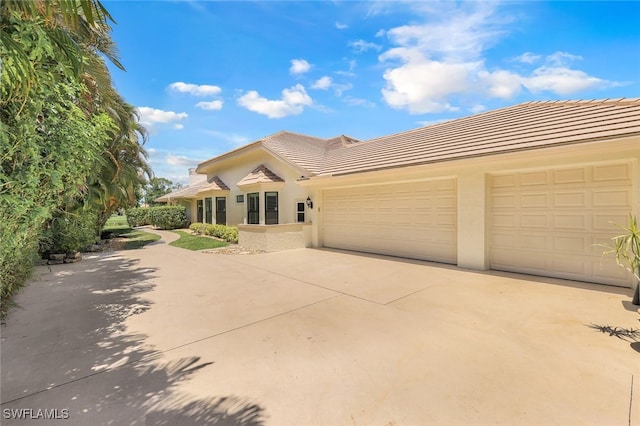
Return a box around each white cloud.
[375,29,386,38]
[204,130,250,147]
[166,154,198,167]
[335,22,348,30]
[546,51,583,66]
[344,96,375,108]
[169,82,222,96]
[525,66,605,95]
[137,107,188,130]
[195,100,224,111]
[349,39,382,53]
[289,59,312,75]
[479,69,524,99]
[173,124,184,130]
[377,3,615,113]
[237,84,313,119]
[470,104,487,113]
[311,76,333,90]
[381,49,477,113]
[514,52,542,64]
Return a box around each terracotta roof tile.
[236,165,284,186]
[196,176,230,193]
[155,176,229,202]
[319,98,640,176]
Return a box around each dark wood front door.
[215,197,226,225]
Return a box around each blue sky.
[104,1,640,184]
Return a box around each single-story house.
[158,98,640,289]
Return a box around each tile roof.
[155,176,229,202]
[320,98,640,176]
[236,165,285,186]
[261,131,361,175]
[196,176,230,193]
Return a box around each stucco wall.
[305,136,640,276]
[238,224,310,252]
[196,149,312,226]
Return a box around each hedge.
[126,207,150,227]
[126,206,187,230]
[147,206,187,230]
[189,223,238,244]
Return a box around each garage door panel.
[490,163,635,287]
[553,191,586,207]
[323,179,457,264]
[593,163,631,182]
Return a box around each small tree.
[144,177,182,206]
[603,215,640,305]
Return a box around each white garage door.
[490,163,635,287]
[323,179,457,263]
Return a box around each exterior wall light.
[306,196,313,209]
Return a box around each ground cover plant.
[102,215,160,250]
[169,231,228,251]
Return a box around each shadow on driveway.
[1,252,265,425]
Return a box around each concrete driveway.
[1,229,639,425]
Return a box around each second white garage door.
[489,162,635,287]
[323,179,457,263]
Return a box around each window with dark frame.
[247,192,259,224]
[265,192,278,225]
[236,194,244,203]
[197,199,204,223]
[296,201,305,223]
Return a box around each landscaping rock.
[64,252,82,263]
[47,259,64,265]
[48,253,65,261]
[87,244,102,252]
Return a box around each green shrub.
[126,207,150,227]
[189,222,207,235]
[188,223,237,243]
[147,206,187,230]
[40,212,99,256]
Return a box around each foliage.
[126,207,150,227]
[0,0,151,319]
[189,223,239,244]
[169,231,228,251]
[147,206,187,230]
[144,177,182,206]
[601,215,640,281]
[40,210,100,256]
[102,214,128,230]
[115,230,161,250]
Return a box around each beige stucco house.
[159,98,640,289]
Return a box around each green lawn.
[169,231,228,251]
[103,214,129,231]
[102,215,160,249]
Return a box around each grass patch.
[101,215,160,250]
[169,231,228,251]
[103,215,129,231]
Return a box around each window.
[247,193,259,224]
[296,201,305,223]
[205,197,213,224]
[197,199,203,223]
[236,194,244,203]
[215,197,226,225]
[265,192,278,225]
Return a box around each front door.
[215,197,226,225]
[197,199,203,223]
[247,193,259,224]
[265,192,278,225]
[205,197,213,224]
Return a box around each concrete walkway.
[1,229,639,425]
